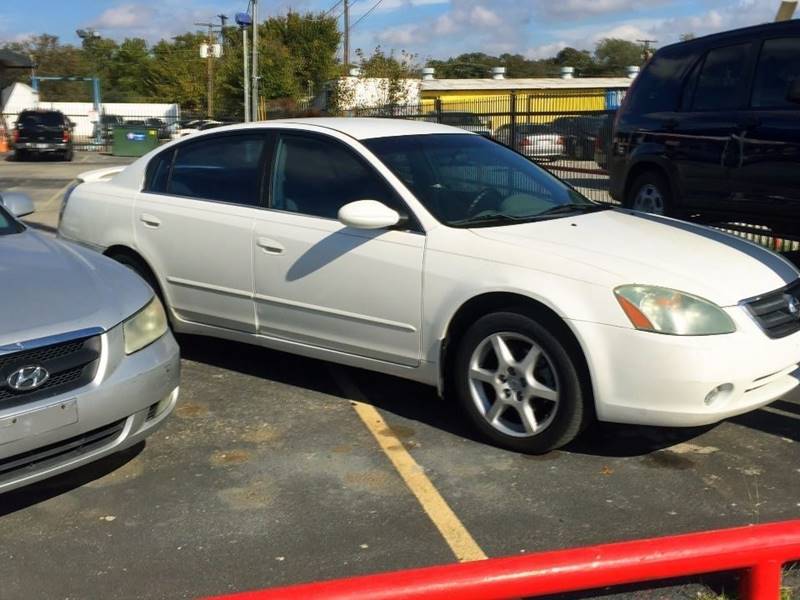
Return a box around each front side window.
[270,134,398,219]
[752,37,800,109]
[365,134,602,227]
[691,44,752,111]
[168,134,266,206]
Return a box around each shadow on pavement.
[0,442,144,517]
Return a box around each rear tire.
[452,310,591,454]
[625,170,679,217]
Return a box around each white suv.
[58,118,800,453]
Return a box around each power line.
[323,0,343,17]
[350,0,384,29]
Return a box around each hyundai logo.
[6,365,49,392]
[788,295,800,317]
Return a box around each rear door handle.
[139,213,161,228]
[256,237,284,255]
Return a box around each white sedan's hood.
[471,209,799,307]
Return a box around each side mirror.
[787,79,800,104]
[338,200,401,230]
[0,192,35,217]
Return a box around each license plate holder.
[35,143,49,149]
[0,399,79,445]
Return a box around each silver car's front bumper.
[0,324,180,494]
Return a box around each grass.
[695,588,795,600]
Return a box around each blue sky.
[0,0,781,61]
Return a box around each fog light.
[147,387,179,420]
[704,383,733,406]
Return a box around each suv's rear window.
[625,46,694,114]
[752,37,800,109]
[18,112,63,127]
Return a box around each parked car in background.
[0,190,179,493]
[171,119,222,140]
[550,115,606,161]
[145,117,172,139]
[609,20,800,236]
[12,109,74,161]
[428,111,492,137]
[59,118,800,454]
[594,112,615,171]
[495,123,564,161]
[94,114,124,142]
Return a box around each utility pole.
[637,39,658,62]
[196,22,217,118]
[343,0,350,70]
[251,0,259,121]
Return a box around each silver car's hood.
[0,229,152,346]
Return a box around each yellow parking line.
[329,366,488,563]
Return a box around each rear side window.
[145,149,173,193]
[168,134,267,206]
[625,46,694,114]
[752,37,800,109]
[691,43,752,111]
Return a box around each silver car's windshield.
[0,206,21,235]
[364,134,606,228]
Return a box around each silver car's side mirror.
[0,192,35,217]
[338,200,401,230]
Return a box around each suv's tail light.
[12,129,19,143]
[62,129,70,143]
[557,136,564,144]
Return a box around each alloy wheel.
[467,332,560,438]
[633,183,665,214]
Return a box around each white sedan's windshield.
[365,134,603,227]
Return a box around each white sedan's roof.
[202,117,473,141]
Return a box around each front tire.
[453,311,591,454]
[625,170,677,217]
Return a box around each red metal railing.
[205,520,800,600]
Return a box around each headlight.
[123,296,168,354]
[614,285,736,335]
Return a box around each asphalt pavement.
[1,152,799,600]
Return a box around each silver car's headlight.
[614,285,736,335]
[123,296,168,354]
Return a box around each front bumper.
[0,326,180,493]
[570,306,800,427]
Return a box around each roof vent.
[490,66,506,80]
[349,67,362,77]
[560,66,575,80]
[421,67,435,81]
[626,65,640,79]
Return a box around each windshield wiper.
[534,203,612,218]
[449,213,530,228]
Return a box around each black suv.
[609,20,800,236]
[13,109,74,161]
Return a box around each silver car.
[0,193,179,493]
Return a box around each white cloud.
[525,41,568,60]
[91,4,152,29]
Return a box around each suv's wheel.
[625,170,676,216]
[453,311,591,454]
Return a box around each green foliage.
[594,38,645,74]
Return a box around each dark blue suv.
[609,20,800,237]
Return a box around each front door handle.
[139,213,161,228]
[256,237,284,255]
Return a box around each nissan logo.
[6,365,50,392]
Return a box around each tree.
[107,38,151,101]
[680,33,696,41]
[146,33,207,113]
[428,52,500,78]
[2,35,89,100]
[554,47,597,75]
[264,11,340,96]
[594,38,645,74]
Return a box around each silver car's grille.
[743,279,800,339]
[0,335,101,405]
[0,419,125,481]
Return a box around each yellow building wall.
[420,88,608,130]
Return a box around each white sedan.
[58,118,800,453]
